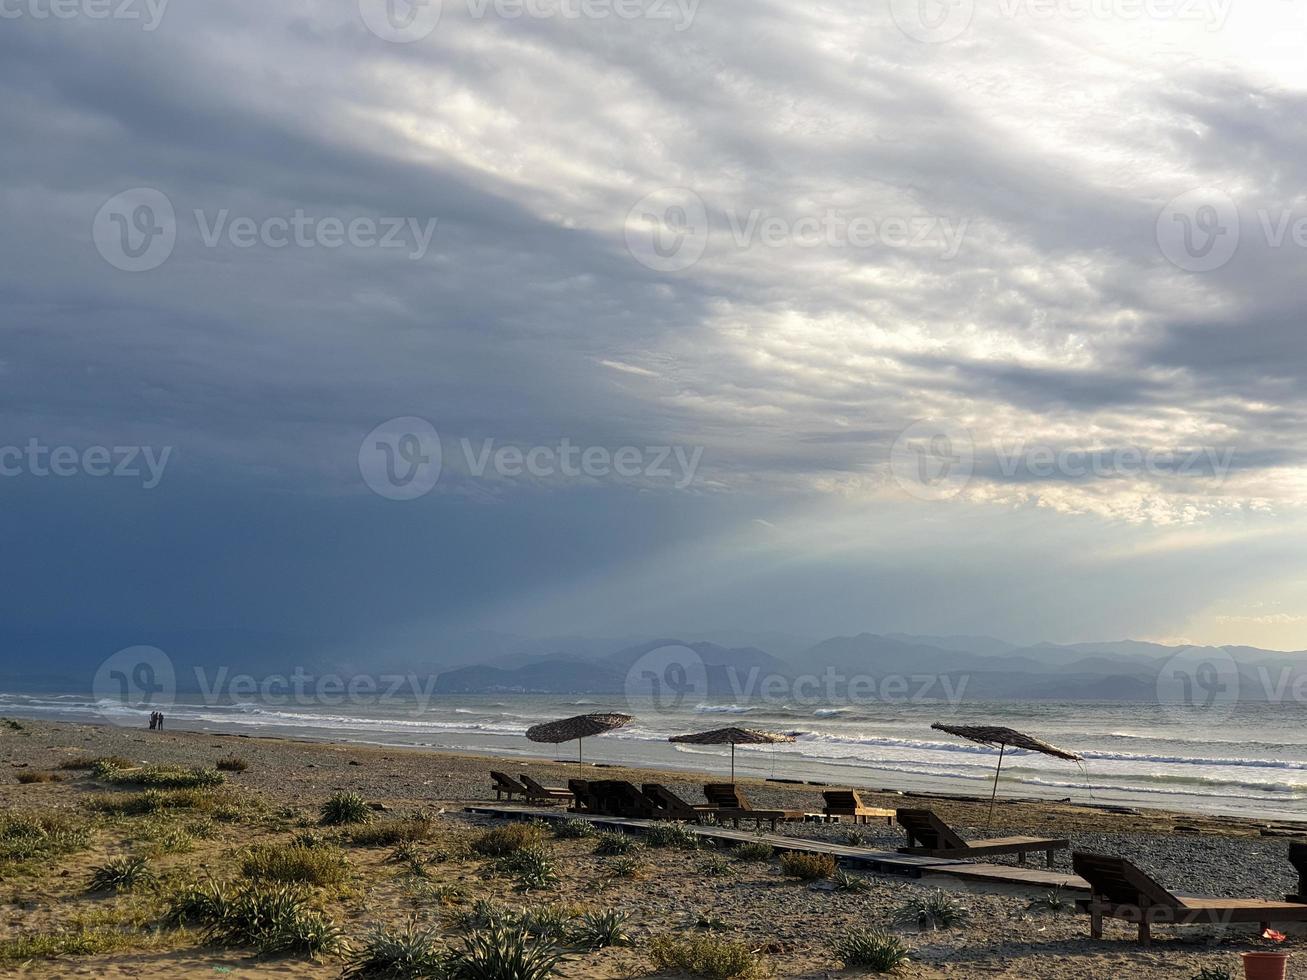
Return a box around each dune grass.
[241,843,350,887]
[648,934,768,979]
[347,814,435,847]
[470,822,545,857]
[0,811,91,865]
[16,771,60,784]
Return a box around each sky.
[3,0,1307,659]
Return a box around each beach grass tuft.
[471,822,545,857]
[0,927,148,962]
[648,934,768,979]
[836,928,910,972]
[552,818,595,840]
[241,842,350,887]
[16,771,60,784]
[593,830,641,856]
[451,923,560,980]
[646,820,700,849]
[320,792,373,826]
[87,787,224,816]
[349,814,435,847]
[894,890,971,931]
[0,811,91,864]
[343,920,450,978]
[88,855,155,893]
[98,762,225,789]
[59,755,134,771]
[732,841,773,862]
[832,869,872,893]
[216,754,249,772]
[198,882,346,956]
[570,909,631,950]
[518,903,580,942]
[779,852,837,881]
[495,845,559,891]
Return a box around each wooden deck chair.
[490,770,529,802]
[896,808,1067,867]
[643,783,716,822]
[821,789,895,826]
[1072,851,1307,944]
[567,778,600,813]
[701,783,807,831]
[519,773,571,803]
[1289,842,1307,903]
[588,780,657,818]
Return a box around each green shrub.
[842,829,867,846]
[836,929,910,972]
[496,846,558,891]
[450,899,513,932]
[646,821,699,849]
[59,755,134,771]
[450,924,559,980]
[699,854,734,877]
[894,889,971,930]
[101,764,225,789]
[216,755,249,772]
[593,831,640,856]
[552,819,594,840]
[241,843,349,887]
[518,904,579,942]
[0,928,141,961]
[201,883,346,956]
[471,822,544,857]
[733,841,773,862]
[320,792,373,826]
[349,815,435,847]
[832,869,872,893]
[88,856,155,893]
[779,852,836,881]
[648,934,767,979]
[1026,886,1074,915]
[0,812,90,864]
[605,856,643,879]
[570,909,631,950]
[163,879,232,928]
[343,921,449,978]
[88,788,221,816]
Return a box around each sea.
[2,692,1304,823]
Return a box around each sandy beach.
[1,717,1302,978]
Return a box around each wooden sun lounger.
[643,783,717,822]
[1073,852,1307,944]
[568,778,599,813]
[589,779,658,818]
[1288,842,1306,903]
[822,789,895,826]
[896,808,1067,867]
[491,770,529,802]
[519,773,571,803]
[703,783,807,831]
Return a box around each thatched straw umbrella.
[668,727,796,783]
[931,722,1082,825]
[526,713,633,773]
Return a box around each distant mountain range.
[1,627,1303,703]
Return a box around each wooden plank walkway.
[463,804,1089,891]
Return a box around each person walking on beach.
[156,712,164,730]
[148,711,157,730]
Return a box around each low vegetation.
[58,755,134,771]
[16,771,59,784]
[216,754,249,772]
[97,762,225,789]
[177,881,346,956]
[648,934,768,979]
[778,852,837,881]
[552,818,594,839]
[0,927,146,962]
[349,813,435,847]
[87,787,225,816]
[646,821,699,849]
[343,920,449,978]
[452,923,560,980]
[471,822,545,857]
[241,842,350,887]
[593,830,641,856]
[733,841,773,862]
[832,869,872,893]
[571,909,631,950]
[0,811,91,864]
[495,845,559,891]
[88,855,155,893]
[894,890,971,931]
[836,928,911,972]
[320,792,373,826]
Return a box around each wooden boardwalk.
[463,804,1089,893]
